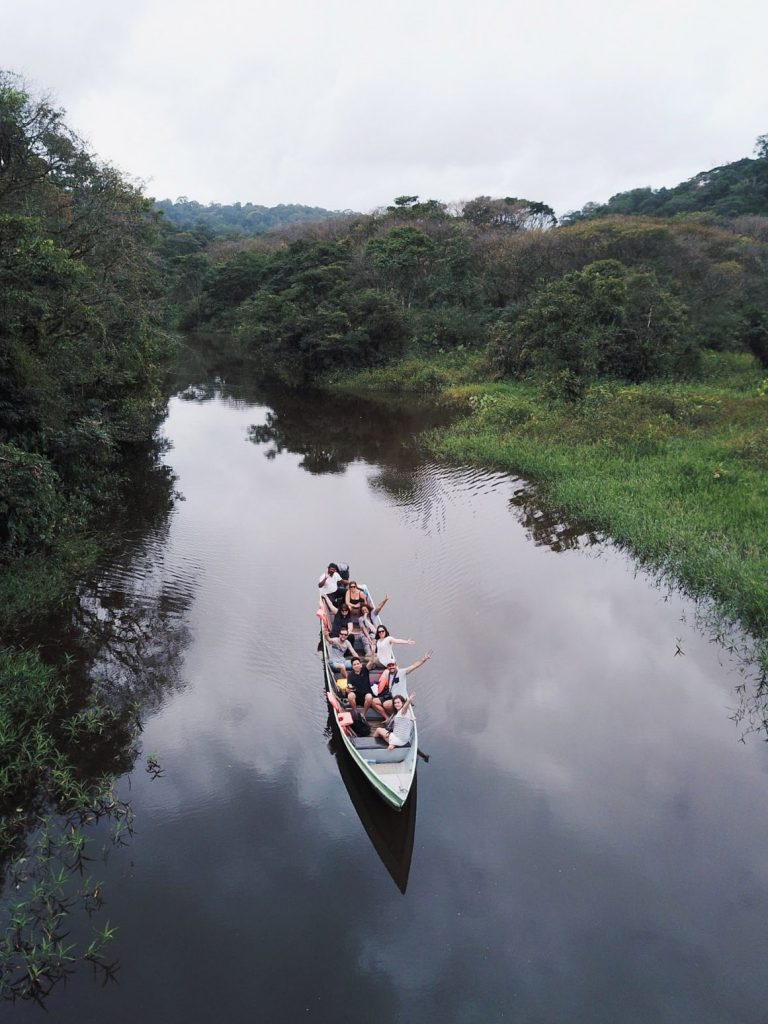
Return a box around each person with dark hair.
[345,581,389,620]
[373,624,415,668]
[318,563,346,614]
[346,657,387,718]
[373,692,415,750]
[326,627,357,677]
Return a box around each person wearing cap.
[377,650,433,705]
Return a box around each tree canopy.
[565,137,768,221]
[0,71,173,558]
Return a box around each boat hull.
[321,632,417,810]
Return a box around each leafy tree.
[365,227,437,302]
[154,198,340,236]
[490,259,696,385]
[385,196,447,220]
[462,196,556,230]
[0,71,172,557]
[566,149,768,221]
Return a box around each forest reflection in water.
[0,441,194,1004]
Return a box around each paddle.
[417,747,430,764]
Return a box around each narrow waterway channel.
[10,372,768,1023]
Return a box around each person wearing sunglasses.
[372,623,415,669]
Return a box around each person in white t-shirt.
[318,563,344,614]
[376,650,433,705]
[374,693,415,750]
[372,624,415,668]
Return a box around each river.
[8,370,768,1023]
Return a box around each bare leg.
[371,698,387,718]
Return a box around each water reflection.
[0,441,193,1004]
[508,482,601,552]
[9,368,768,1022]
[328,718,417,894]
[246,391,453,477]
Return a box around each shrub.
[0,444,62,556]
[494,260,699,384]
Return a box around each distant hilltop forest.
[176,133,768,390]
[566,135,768,221]
[155,134,768,239]
[154,198,342,235]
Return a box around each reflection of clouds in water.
[122,749,766,1024]
[99,388,768,1024]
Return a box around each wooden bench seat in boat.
[348,736,411,763]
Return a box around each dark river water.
[9,372,768,1023]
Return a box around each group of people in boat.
[317,562,432,752]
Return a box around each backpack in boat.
[348,708,371,737]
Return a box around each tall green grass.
[333,352,768,652]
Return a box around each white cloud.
[5,0,767,213]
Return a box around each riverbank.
[327,351,768,659]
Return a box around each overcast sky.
[5,0,767,215]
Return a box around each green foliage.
[0,71,174,563]
[423,354,768,639]
[385,196,448,219]
[0,445,61,555]
[461,195,557,230]
[326,348,487,394]
[0,646,140,1001]
[366,226,438,301]
[178,146,768,397]
[411,307,488,352]
[566,138,768,221]
[154,197,339,235]
[491,260,696,385]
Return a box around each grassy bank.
[329,352,768,657]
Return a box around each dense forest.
[180,179,768,391]
[0,72,187,992]
[154,198,341,236]
[2,70,767,580]
[0,72,177,569]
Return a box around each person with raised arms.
[373,692,416,751]
[372,624,415,669]
[376,650,433,703]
